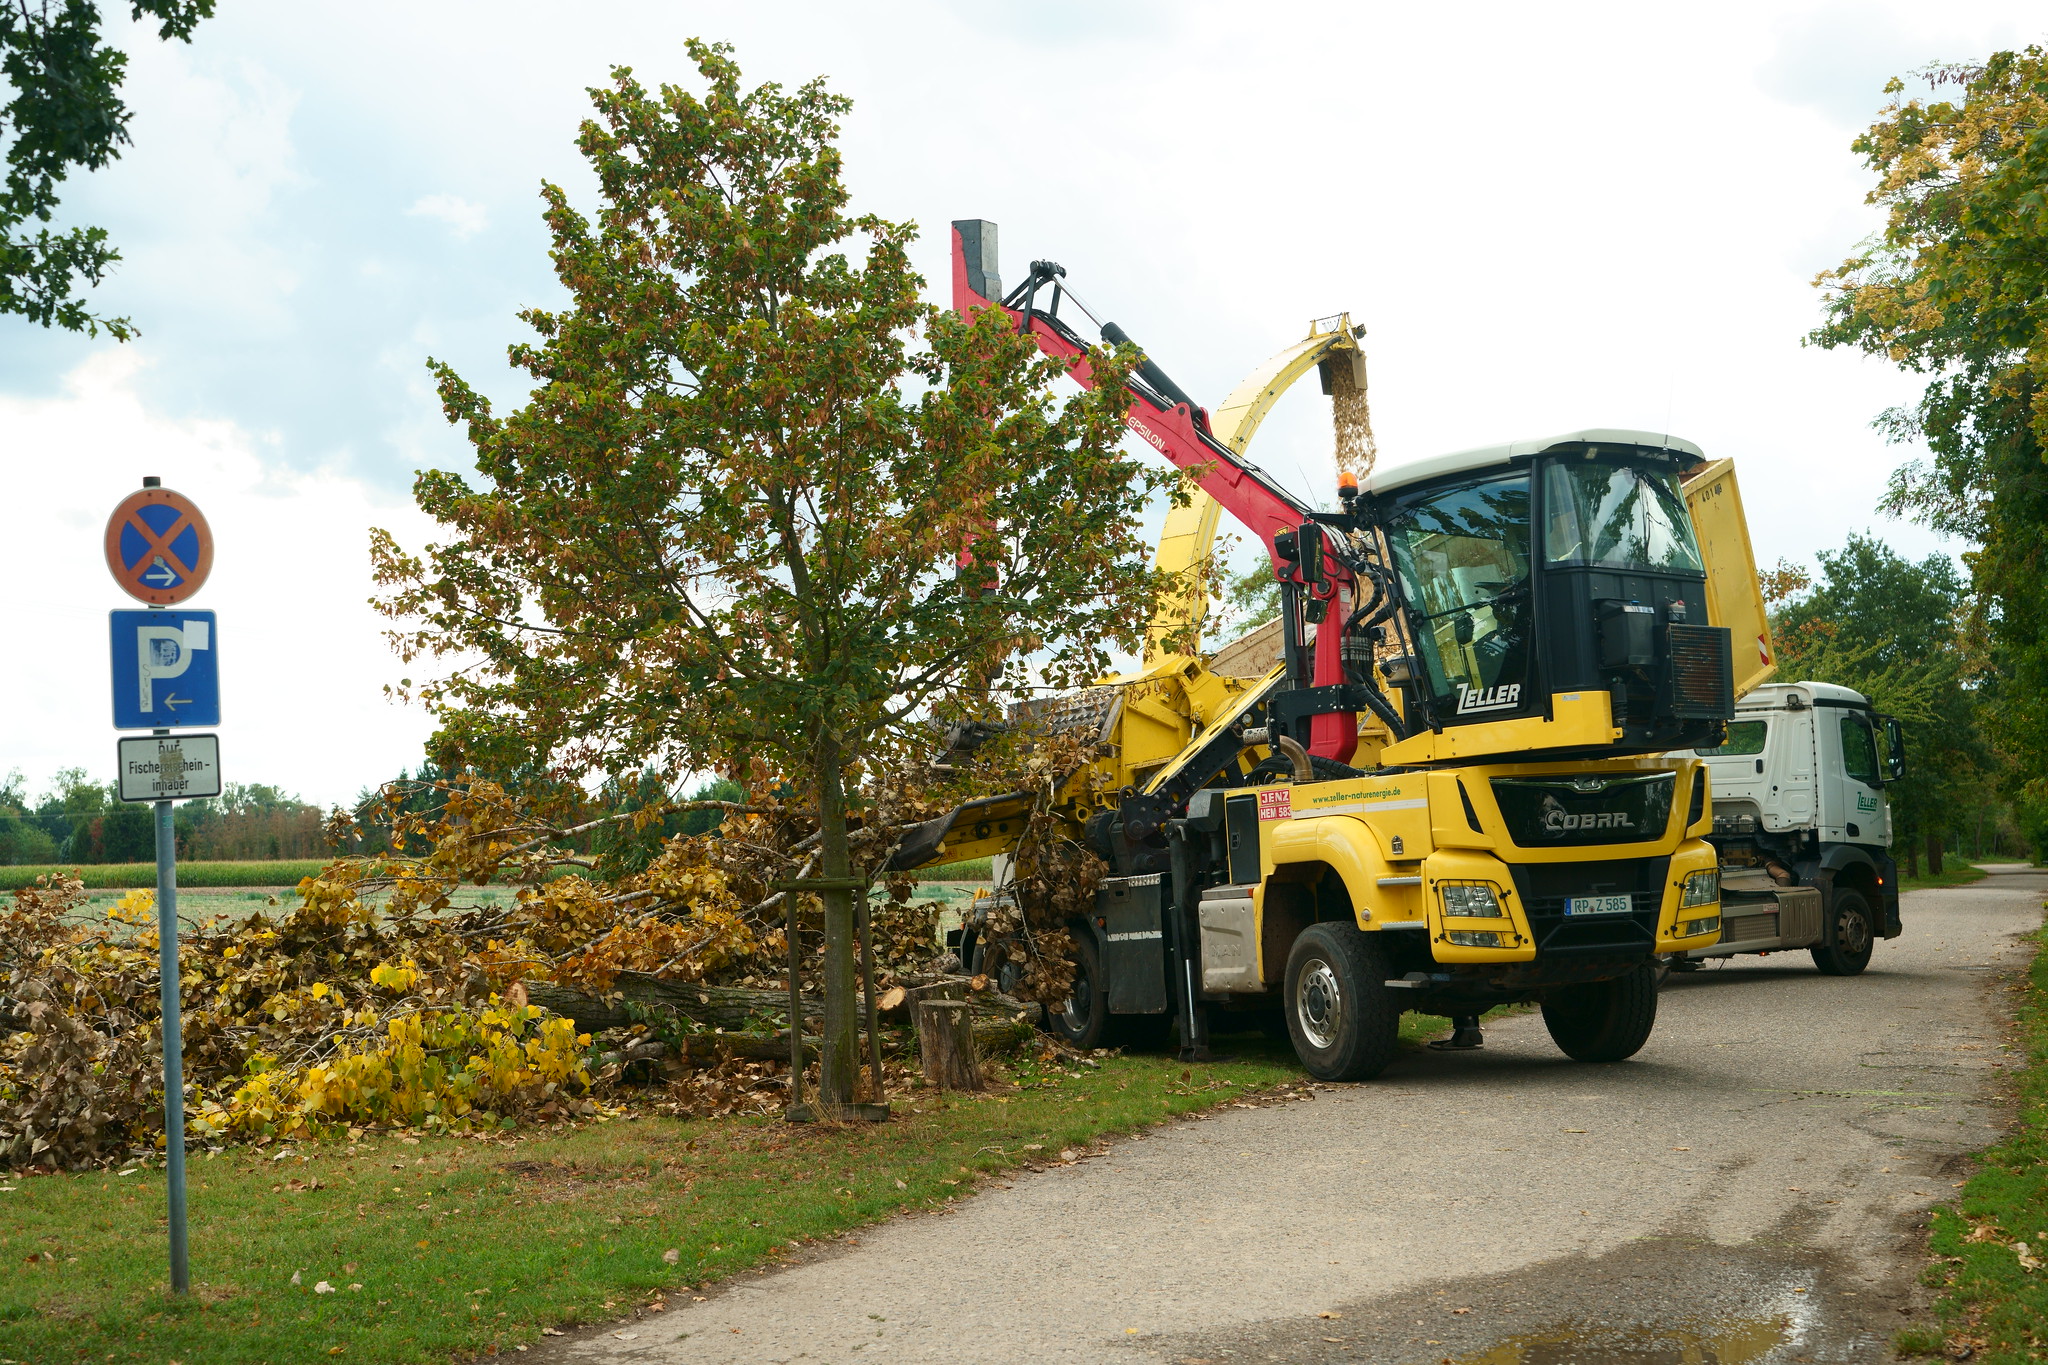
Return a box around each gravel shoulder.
[555,872,2044,1365]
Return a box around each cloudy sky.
[4,0,2039,808]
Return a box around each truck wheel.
[1283,923,1401,1081]
[1811,887,1876,976]
[1050,932,1109,1049]
[1541,964,1659,1063]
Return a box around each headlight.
[1440,882,1504,918]
[1447,929,1506,947]
[1678,915,1721,939]
[1681,868,1720,908]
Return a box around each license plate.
[1565,894,1632,917]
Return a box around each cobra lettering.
[1543,808,1633,833]
[1456,682,1521,714]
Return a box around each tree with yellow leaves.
[372,42,1169,1115]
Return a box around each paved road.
[559,872,2043,1365]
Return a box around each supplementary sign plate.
[105,487,213,605]
[117,733,222,803]
[110,610,220,729]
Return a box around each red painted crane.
[949,220,1361,763]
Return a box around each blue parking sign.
[110,610,220,729]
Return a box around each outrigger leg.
[1429,1014,1485,1051]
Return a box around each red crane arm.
[949,220,1359,763]
[951,223,1315,562]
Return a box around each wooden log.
[912,979,982,1091]
[525,975,822,1035]
[524,972,1035,1066]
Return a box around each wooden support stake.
[785,886,804,1115]
[856,892,885,1103]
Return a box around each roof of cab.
[1364,428,1707,497]
[1736,680,1873,708]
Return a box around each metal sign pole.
[109,475,210,1297]
[153,780,189,1293]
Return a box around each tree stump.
[910,981,981,1091]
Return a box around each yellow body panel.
[1247,755,1723,968]
[1684,458,1777,697]
[1377,690,1618,768]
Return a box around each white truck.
[1675,680,1906,975]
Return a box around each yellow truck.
[894,222,1773,1080]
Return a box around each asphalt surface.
[557,870,2043,1365]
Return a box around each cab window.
[1702,720,1766,756]
[1839,714,1880,785]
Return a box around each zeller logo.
[1456,682,1521,714]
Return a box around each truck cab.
[1675,680,1904,974]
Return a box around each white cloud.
[0,352,440,807]
[406,193,490,240]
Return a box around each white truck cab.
[1675,681,1905,975]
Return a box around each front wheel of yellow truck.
[1539,963,1661,1062]
[1283,923,1402,1081]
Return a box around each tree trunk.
[524,978,821,1034]
[814,732,860,1112]
[1926,833,1944,876]
[524,974,1032,1036]
[910,979,982,1091]
[1906,835,1920,878]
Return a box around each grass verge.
[0,860,331,891]
[1898,913,2048,1361]
[1899,864,1994,893]
[0,1044,1304,1364]
[913,857,991,882]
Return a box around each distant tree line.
[338,762,747,876]
[0,770,326,866]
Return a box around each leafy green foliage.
[1767,533,1990,851]
[1810,50,2048,803]
[0,0,213,337]
[373,42,1172,1106]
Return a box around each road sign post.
[153,796,189,1293]
[106,478,217,1298]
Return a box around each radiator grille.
[1507,858,1669,956]
[1667,624,1734,718]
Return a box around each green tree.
[1810,50,2048,797]
[1768,533,1987,862]
[2,1,213,337]
[373,44,1169,1112]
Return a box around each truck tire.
[1049,931,1110,1049]
[1283,923,1401,1081]
[1810,887,1875,976]
[1541,964,1659,1063]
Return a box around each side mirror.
[1881,714,1907,782]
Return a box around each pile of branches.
[0,754,1085,1170]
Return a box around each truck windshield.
[1543,458,1703,572]
[1384,473,1531,715]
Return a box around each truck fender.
[1799,847,1901,938]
